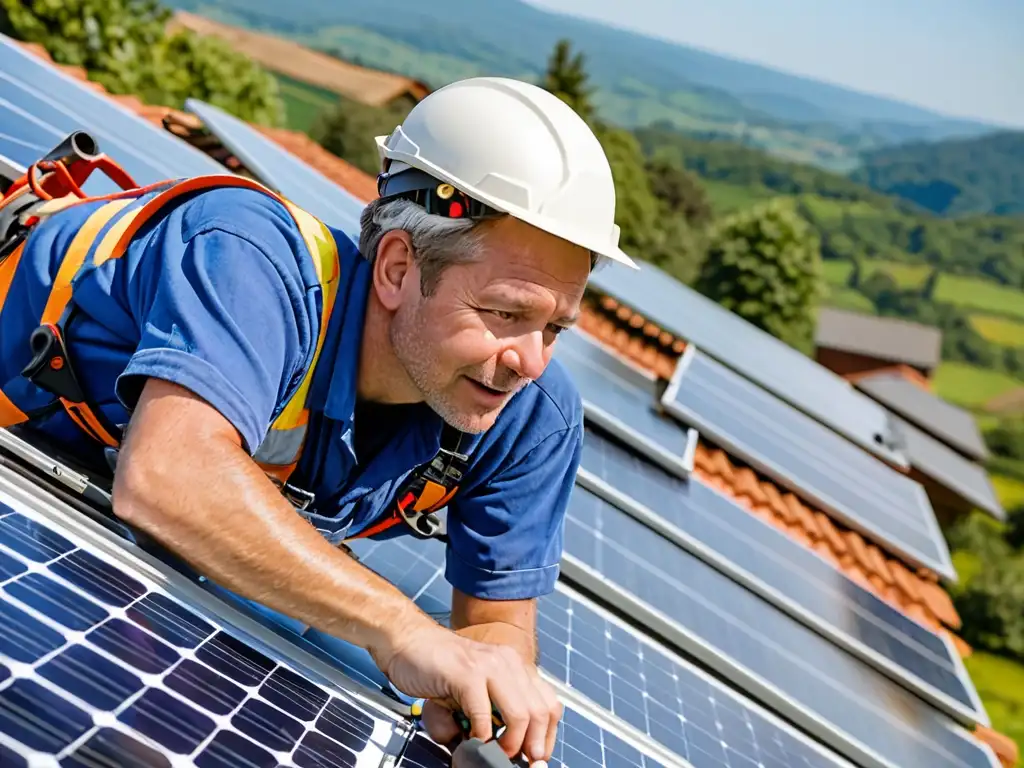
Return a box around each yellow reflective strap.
[41,198,134,325]
[271,205,341,432]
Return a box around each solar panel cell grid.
[663,347,954,579]
[0,499,407,767]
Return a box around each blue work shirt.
[0,184,584,600]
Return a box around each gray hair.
[358,198,487,296]
[358,197,605,296]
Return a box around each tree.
[591,123,661,257]
[645,156,713,228]
[312,95,414,176]
[954,553,1024,661]
[694,199,825,352]
[0,0,283,125]
[542,38,594,123]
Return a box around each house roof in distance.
[816,307,943,371]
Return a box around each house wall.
[815,347,933,381]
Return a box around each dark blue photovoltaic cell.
[665,349,953,578]
[347,536,853,768]
[564,486,995,768]
[0,498,412,766]
[555,330,691,466]
[579,426,983,723]
[588,260,905,466]
[186,99,364,239]
[0,36,224,189]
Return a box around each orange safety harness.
[0,132,467,542]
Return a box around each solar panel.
[561,484,998,768]
[897,417,1004,520]
[0,479,420,766]
[0,35,224,192]
[555,329,697,478]
[186,99,365,240]
[587,261,908,467]
[347,536,858,768]
[577,425,987,726]
[662,346,954,580]
[855,373,989,462]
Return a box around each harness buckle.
[282,482,316,512]
[21,323,87,403]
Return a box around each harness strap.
[346,423,468,542]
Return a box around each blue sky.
[527,0,1024,128]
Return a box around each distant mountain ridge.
[853,131,1024,217]
[165,0,997,170]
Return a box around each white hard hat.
[375,76,637,269]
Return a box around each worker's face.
[389,216,591,433]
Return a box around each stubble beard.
[389,305,497,434]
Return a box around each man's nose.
[499,331,548,382]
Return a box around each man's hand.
[375,624,560,765]
[407,590,561,765]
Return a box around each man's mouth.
[469,379,508,397]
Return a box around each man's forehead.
[476,218,591,288]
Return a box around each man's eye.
[490,310,516,321]
[547,324,568,336]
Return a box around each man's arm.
[114,378,433,655]
[451,589,537,665]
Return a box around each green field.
[933,362,1024,409]
[964,651,1024,757]
[971,314,1024,348]
[868,261,932,289]
[822,285,875,313]
[821,259,853,285]
[936,275,1024,322]
[272,73,338,133]
[702,181,777,215]
[993,474,1024,510]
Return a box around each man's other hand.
[375,624,561,765]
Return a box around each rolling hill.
[163,0,998,171]
[852,131,1024,217]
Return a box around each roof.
[11,40,1017,768]
[854,370,990,461]
[169,12,430,108]
[815,307,943,371]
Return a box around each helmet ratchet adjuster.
[376,168,503,220]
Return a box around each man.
[0,76,635,764]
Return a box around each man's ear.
[372,230,417,311]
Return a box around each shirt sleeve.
[443,422,584,601]
[116,215,316,455]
